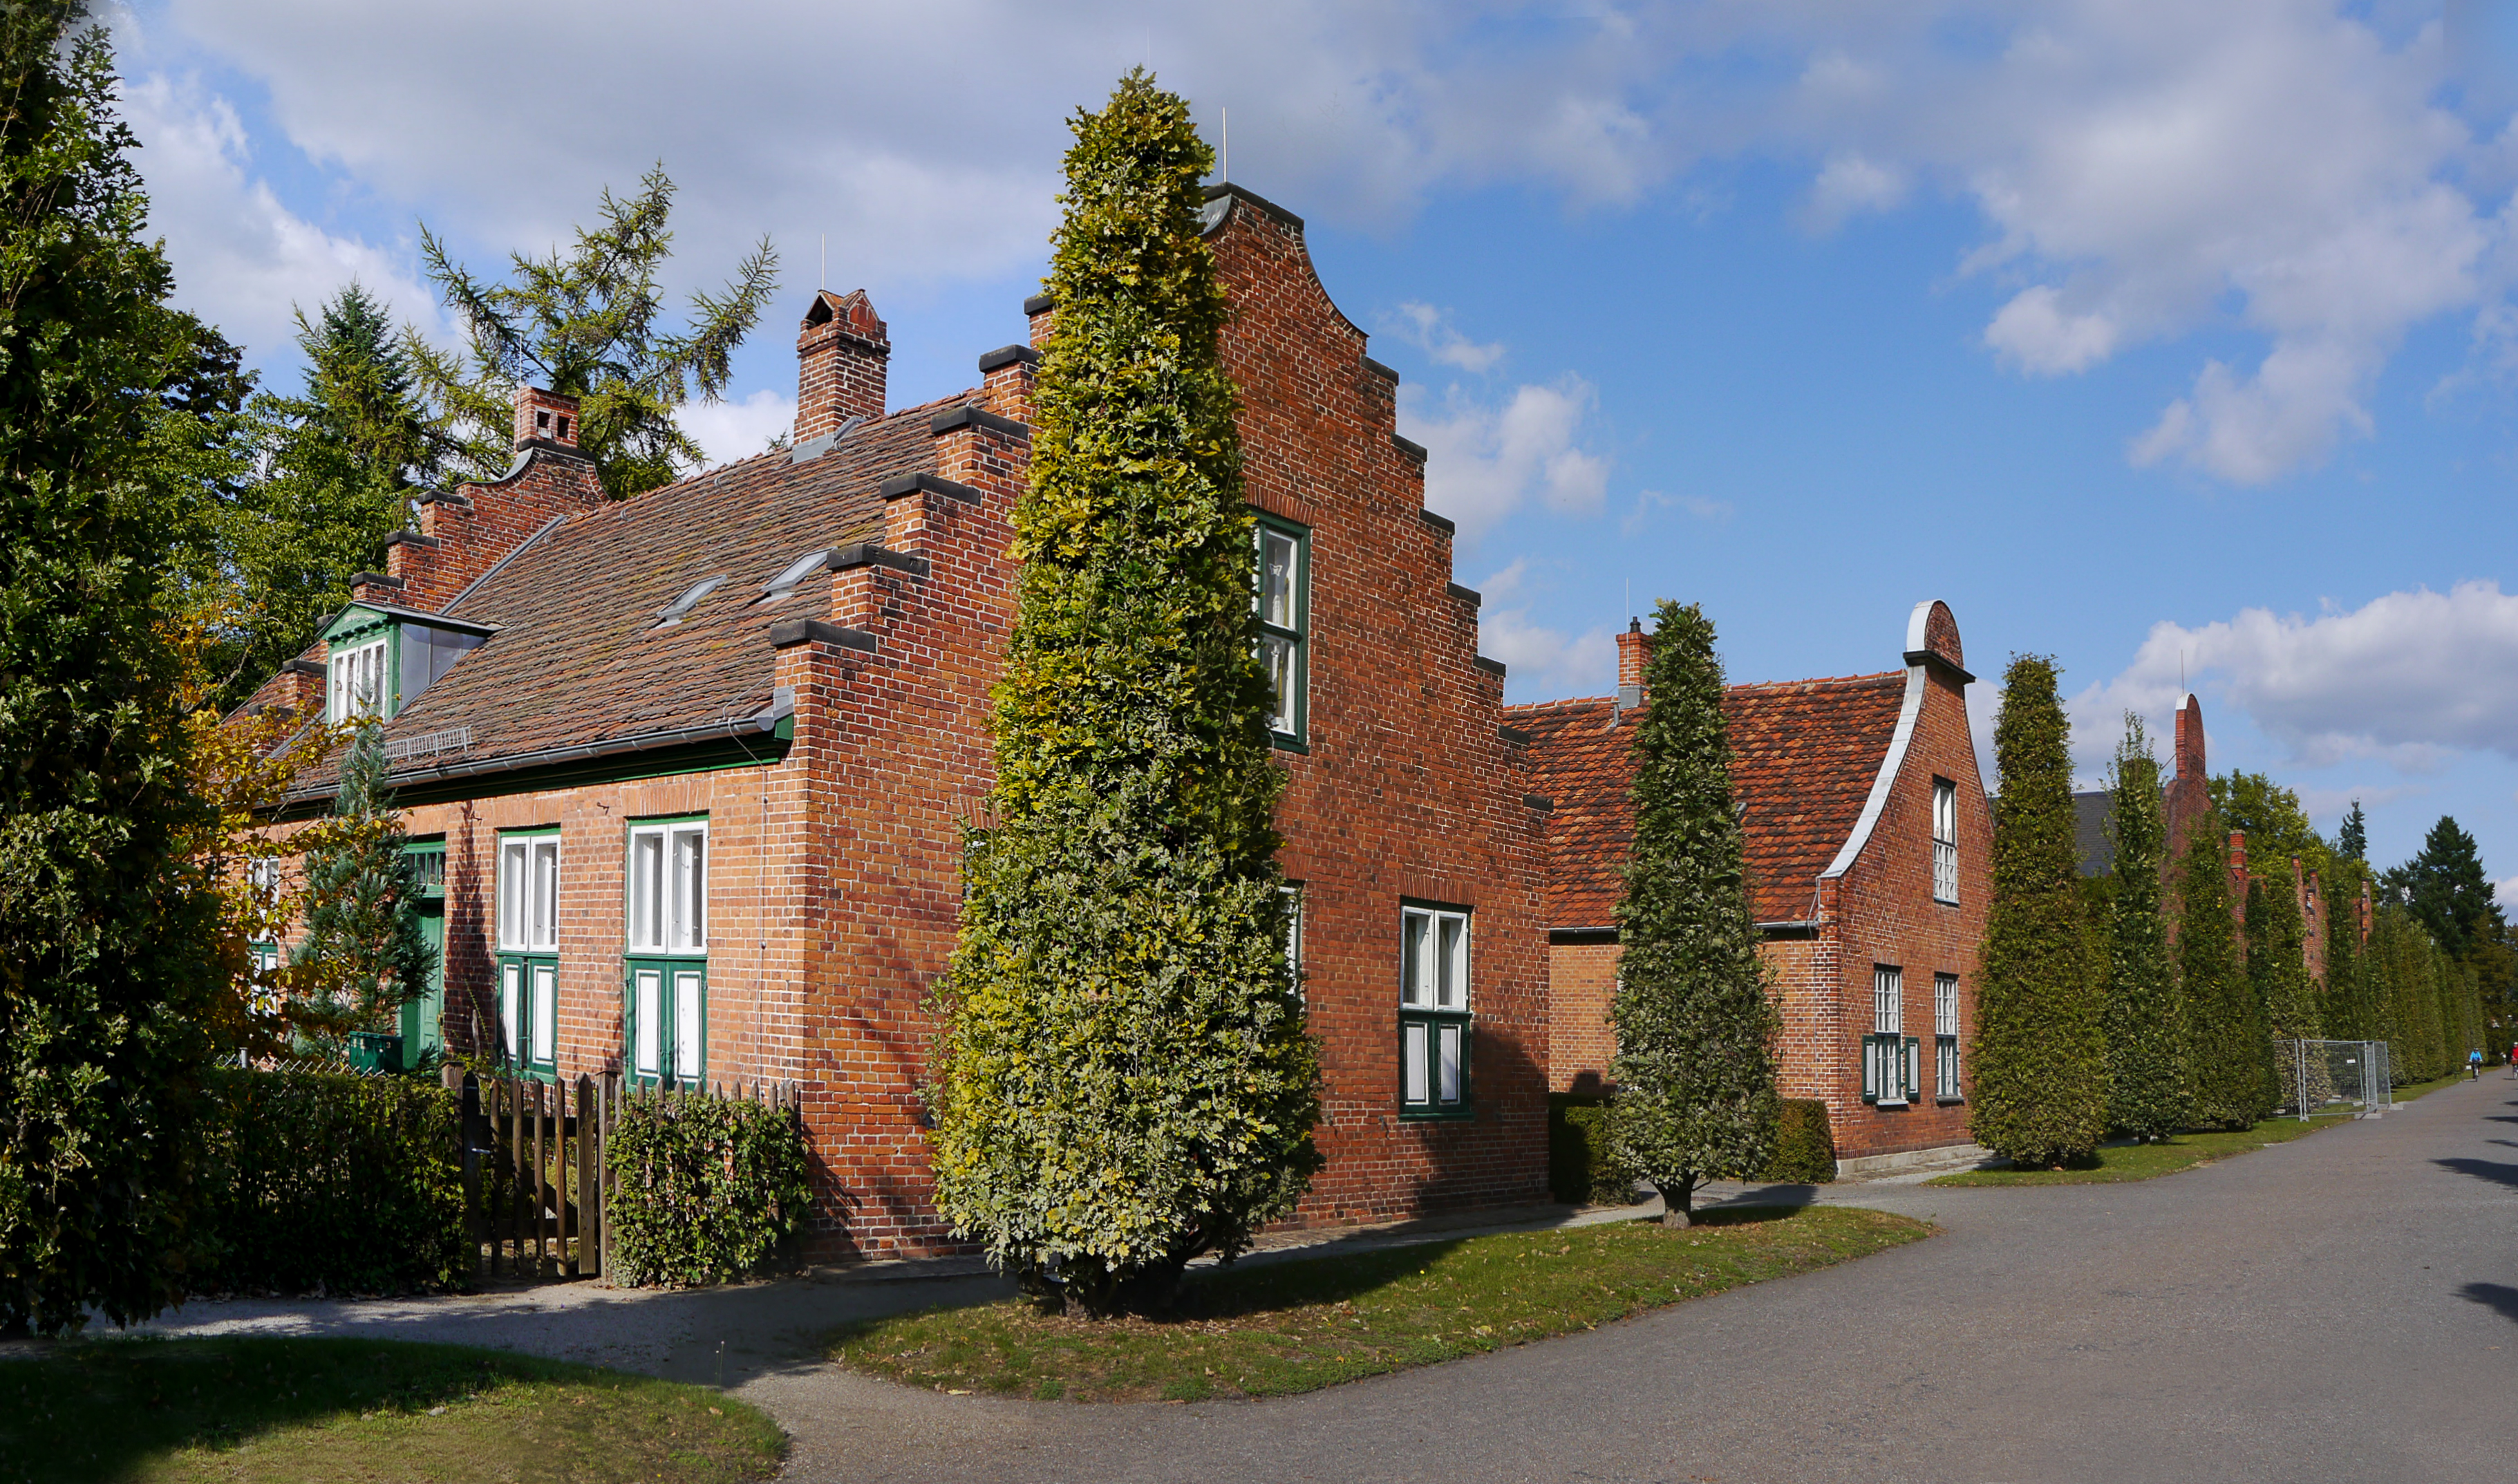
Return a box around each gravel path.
[127,1078,2518,1482]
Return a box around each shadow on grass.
[0,1333,779,1484]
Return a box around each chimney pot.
[1614,617,1648,713]
[796,289,890,442]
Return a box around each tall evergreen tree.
[2336,800,2367,863]
[0,3,229,1335]
[2393,815,2494,960]
[2321,863,2369,1040]
[2247,858,2320,1042]
[2371,905,2445,1082]
[416,167,778,498]
[929,73,1317,1317]
[1970,657,2106,1166]
[2101,715,2186,1140]
[1606,601,1781,1227]
[2177,810,2260,1129]
[288,721,435,1042]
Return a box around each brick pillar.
[1615,618,1647,713]
[2164,694,2207,874]
[514,386,582,450]
[795,290,889,442]
[2229,831,2250,932]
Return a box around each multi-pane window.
[496,830,561,1076]
[1863,965,1918,1106]
[1255,516,1309,744]
[1399,904,1470,1116]
[626,818,706,1087]
[1281,883,1305,1000]
[1935,973,1962,1100]
[1931,778,1959,905]
[328,636,388,723]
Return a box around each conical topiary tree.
[1970,656,2106,1167]
[928,71,1319,1317]
[2321,863,2368,1041]
[1606,601,1780,1228]
[289,720,436,1042]
[2102,715,2186,1141]
[2246,858,2319,1111]
[2178,814,2260,1128]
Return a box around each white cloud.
[1621,488,1732,536]
[1384,303,1505,373]
[2069,581,2518,776]
[680,388,798,467]
[120,72,442,359]
[1480,606,1619,699]
[124,1,2518,487]
[1402,376,1609,541]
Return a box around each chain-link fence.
[2274,1039,2392,1120]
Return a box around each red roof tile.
[1513,670,1908,928]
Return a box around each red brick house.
[1510,601,1991,1173]
[235,185,1552,1256]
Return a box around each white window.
[627,819,706,954]
[1254,518,1308,742]
[496,831,560,1074]
[328,636,389,723]
[1864,965,1916,1107]
[1400,904,1470,1114]
[1281,883,1304,998]
[628,965,706,1087]
[1932,779,1959,905]
[1935,973,1962,1100]
[497,834,560,952]
[246,856,281,899]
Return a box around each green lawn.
[830,1204,1933,1403]
[1926,1115,2353,1186]
[2395,1070,2490,1101]
[0,1336,784,1484]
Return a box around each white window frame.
[1931,778,1959,905]
[626,818,707,955]
[1863,965,1917,1107]
[1254,516,1308,745]
[495,829,561,1076]
[1281,883,1304,1000]
[1400,903,1471,1116]
[497,833,561,954]
[1935,973,1962,1100]
[328,635,390,724]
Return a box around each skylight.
[760,550,834,603]
[654,575,726,627]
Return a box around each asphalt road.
[740,1077,2518,1484]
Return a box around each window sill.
[1399,1107,1476,1123]
[1271,732,1310,755]
[1932,896,1959,908]
[1935,1096,1966,1106]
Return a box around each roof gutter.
[280,688,794,807]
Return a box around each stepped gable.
[291,389,975,787]
[1514,669,1908,929]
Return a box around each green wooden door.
[401,840,447,1062]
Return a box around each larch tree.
[2174,814,2258,1128]
[2101,715,2186,1141]
[1969,656,2107,1167]
[928,73,1318,1318]
[415,166,778,498]
[1606,600,1781,1228]
[0,2,228,1335]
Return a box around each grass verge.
[1926,1114,2353,1187]
[2396,1071,2489,1102]
[0,1335,784,1484]
[830,1204,1932,1402]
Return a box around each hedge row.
[191,1067,471,1295]
[604,1090,811,1288]
[1549,1096,1836,1204]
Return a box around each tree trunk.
[1657,1176,1696,1228]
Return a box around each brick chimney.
[2163,694,2207,874]
[514,385,581,451]
[1615,618,1648,714]
[796,289,889,442]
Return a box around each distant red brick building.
[236,184,1552,1255]
[1511,601,1992,1172]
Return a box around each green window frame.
[1934,973,1962,1100]
[1861,964,1917,1107]
[319,603,491,724]
[400,838,447,1061]
[496,827,561,1078]
[623,814,708,1087]
[1399,902,1472,1120]
[1254,514,1310,749]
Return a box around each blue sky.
[109,0,2518,890]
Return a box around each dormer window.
[328,636,387,722]
[321,603,494,724]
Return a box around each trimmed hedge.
[1757,1098,1837,1183]
[1548,1100,1637,1205]
[193,1067,469,1295]
[1554,1094,1836,1199]
[605,1091,811,1287]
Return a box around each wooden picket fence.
[442,1067,802,1284]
